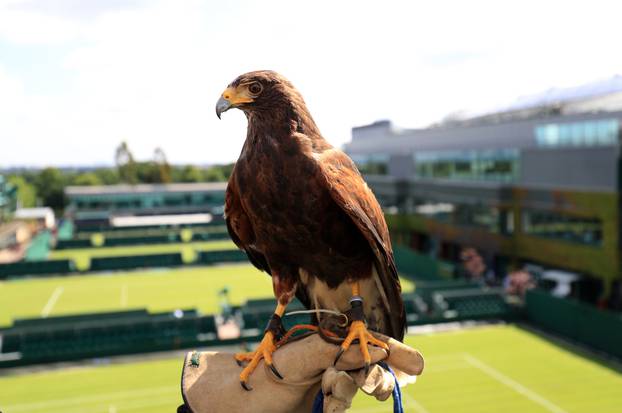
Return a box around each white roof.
[14,207,54,219]
[110,213,213,227]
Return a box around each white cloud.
[1,0,622,166]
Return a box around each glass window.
[351,153,389,175]
[559,124,571,145]
[522,209,602,246]
[584,121,597,145]
[535,126,545,146]
[414,149,519,182]
[535,119,619,147]
[605,120,618,144]
[544,124,559,146]
[412,199,503,233]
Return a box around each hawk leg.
[334,281,389,375]
[235,303,287,391]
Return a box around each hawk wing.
[225,167,314,309]
[224,169,271,275]
[316,149,406,340]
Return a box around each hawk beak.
[216,96,232,119]
[215,86,254,119]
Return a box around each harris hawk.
[216,70,405,390]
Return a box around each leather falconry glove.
[178,331,424,413]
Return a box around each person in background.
[457,247,497,286]
[504,268,536,297]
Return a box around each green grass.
[0,263,415,326]
[0,264,269,326]
[49,240,237,270]
[2,325,621,413]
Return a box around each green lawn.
[2,325,621,413]
[0,265,270,326]
[0,263,415,326]
[49,240,237,270]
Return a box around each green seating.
[89,253,184,271]
[432,288,509,320]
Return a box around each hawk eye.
[248,82,263,95]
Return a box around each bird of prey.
[216,70,405,390]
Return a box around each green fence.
[403,285,512,325]
[0,260,74,279]
[0,283,515,368]
[0,309,222,367]
[394,245,455,280]
[75,221,225,234]
[197,249,246,265]
[526,289,622,359]
[55,231,230,249]
[89,253,184,272]
[0,249,248,278]
[55,239,93,249]
[240,298,307,332]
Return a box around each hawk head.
[215,70,300,119]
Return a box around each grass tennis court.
[2,325,621,413]
[0,264,269,326]
[49,240,237,270]
[0,263,416,326]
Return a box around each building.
[0,221,30,250]
[344,76,622,302]
[65,182,227,230]
[0,175,18,223]
[14,207,56,230]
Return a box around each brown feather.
[223,70,405,340]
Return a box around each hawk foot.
[333,320,389,375]
[235,331,282,391]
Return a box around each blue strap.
[311,361,404,413]
[311,388,324,413]
[378,361,404,413]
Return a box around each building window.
[535,119,619,147]
[414,149,519,182]
[351,154,389,175]
[412,198,505,233]
[522,209,602,246]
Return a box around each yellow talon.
[235,331,281,390]
[335,320,389,374]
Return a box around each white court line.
[423,353,464,361]
[425,364,471,373]
[120,284,128,307]
[41,286,64,317]
[4,385,177,412]
[463,354,568,413]
[16,394,175,413]
[403,392,432,413]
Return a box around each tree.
[35,167,66,213]
[8,175,37,208]
[178,165,203,182]
[203,167,226,182]
[93,168,120,185]
[153,147,172,183]
[72,172,103,186]
[219,163,235,180]
[115,141,138,184]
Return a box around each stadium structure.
[65,182,227,231]
[2,80,622,413]
[344,75,622,304]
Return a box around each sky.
[1,0,621,167]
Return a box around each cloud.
[1,0,622,167]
